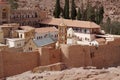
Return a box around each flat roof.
[0,23,19,28]
[7,38,25,42]
[41,18,101,29]
[15,30,28,33]
[0,43,7,46]
[35,27,58,34]
[96,35,114,38]
[20,26,35,31]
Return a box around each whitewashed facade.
[7,38,25,48]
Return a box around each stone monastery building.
[0,0,47,26]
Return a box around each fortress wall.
[0,39,120,78]
[0,52,4,78]
[39,47,61,66]
[61,45,92,68]
[49,48,61,64]
[0,51,40,78]
[61,39,120,68]
[91,39,120,68]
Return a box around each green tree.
[77,8,82,20]
[102,21,120,35]
[82,9,87,21]
[53,0,61,18]
[106,17,111,33]
[63,0,69,19]
[90,7,96,22]
[86,3,95,22]
[8,0,18,9]
[71,0,77,20]
[99,5,104,23]
[95,8,100,24]
[86,3,91,21]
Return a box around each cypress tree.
[90,7,96,22]
[95,7,100,24]
[106,17,111,33]
[81,1,84,20]
[63,0,69,19]
[71,0,77,20]
[77,8,82,20]
[86,3,93,21]
[8,0,18,9]
[99,5,104,23]
[82,8,87,21]
[53,0,61,18]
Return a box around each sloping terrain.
[7,67,120,80]
[17,0,120,22]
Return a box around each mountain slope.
[17,0,120,22]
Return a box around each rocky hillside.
[7,67,120,80]
[17,0,120,22]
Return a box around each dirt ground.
[7,66,120,80]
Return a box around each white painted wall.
[74,33,95,42]
[35,32,58,41]
[7,39,25,48]
[67,28,95,42]
[18,33,25,38]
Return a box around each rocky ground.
[7,67,120,80]
[17,0,120,22]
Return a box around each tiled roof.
[33,37,55,47]
[41,18,101,29]
[35,27,58,34]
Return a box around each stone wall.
[61,39,120,68]
[0,51,40,78]
[0,39,120,78]
[0,46,61,78]
[0,51,4,78]
[38,47,61,66]
[61,45,91,68]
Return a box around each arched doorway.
[2,8,8,19]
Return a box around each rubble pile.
[7,67,120,80]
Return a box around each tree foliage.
[8,0,18,9]
[53,0,61,18]
[101,17,120,35]
[77,8,82,20]
[53,0,105,25]
[63,0,69,19]
[71,0,77,20]
[99,5,104,23]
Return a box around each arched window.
[35,12,38,18]
[29,47,32,51]
[20,34,22,38]
[2,8,7,19]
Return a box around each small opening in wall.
[52,54,56,58]
[90,52,95,58]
